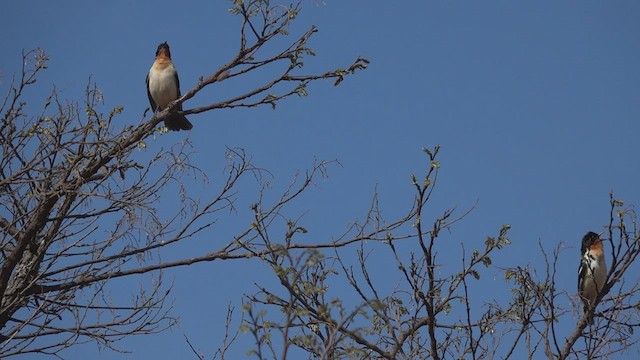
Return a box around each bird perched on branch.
[578,231,607,324]
[146,42,193,131]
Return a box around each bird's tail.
[165,113,193,131]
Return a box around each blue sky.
[1,0,639,358]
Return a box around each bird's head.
[155,42,171,58]
[581,231,602,254]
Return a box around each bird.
[146,42,193,131]
[578,231,607,324]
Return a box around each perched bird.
[578,231,607,324]
[146,42,193,131]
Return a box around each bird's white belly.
[148,67,178,110]
[583,256,607,298]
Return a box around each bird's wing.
[174,69,183,111]
[578,255,590,293]
[145,73,157,112]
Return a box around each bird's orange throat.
[152,57,172,70]
[590,240,604,253]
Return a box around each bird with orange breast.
[146,42,193,131]
[577,231,607,325]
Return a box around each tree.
[2,1,639,359]
[222,148,640,359]
[0,0,367,357]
